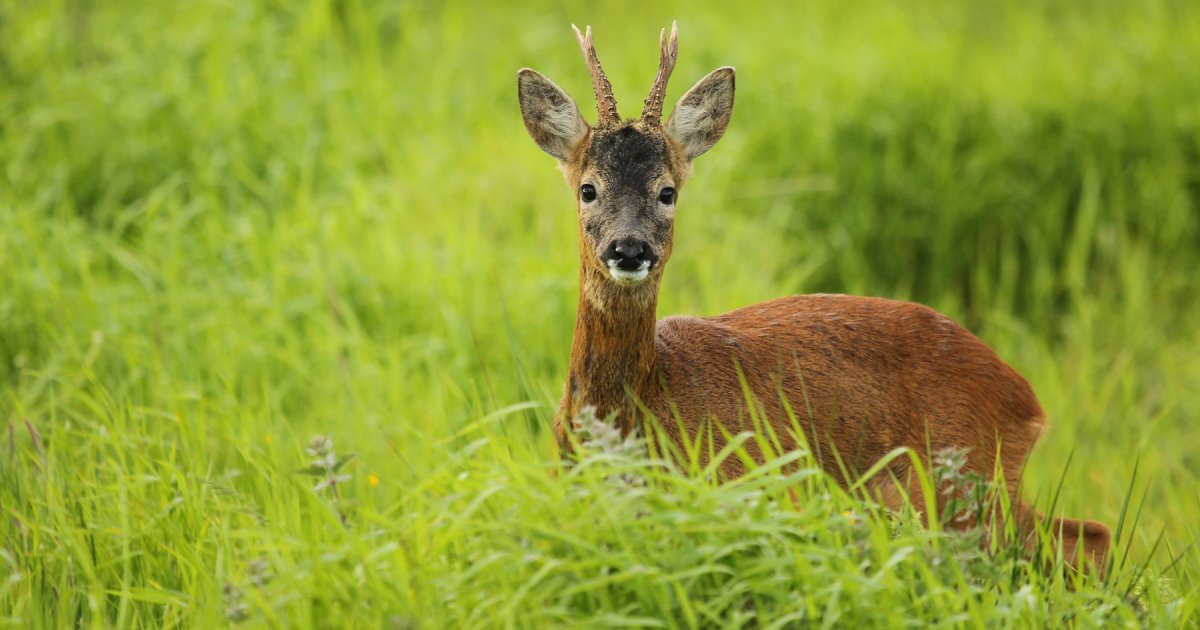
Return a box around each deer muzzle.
[603,237,658,284]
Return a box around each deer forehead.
[575,124,685,191]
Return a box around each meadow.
[1,0,1198,626]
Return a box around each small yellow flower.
[368,473,380,487]
[265,432,274,445]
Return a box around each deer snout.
[605,238,657,271]
[603,238,658,283]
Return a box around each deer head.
[518,22,735,291]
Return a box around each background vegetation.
[1,0,1197,626]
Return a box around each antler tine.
[641,20,679,124]
[572,24,621,127]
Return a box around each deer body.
[562,289,1043,486]
[519,22,1109,571]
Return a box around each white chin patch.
[610,268,649,283]
[607,260,651,285]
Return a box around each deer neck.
[565,263,661,436]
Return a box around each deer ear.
[518,69,590,161]
[665,67,735,161]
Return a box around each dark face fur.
[517,31,735,290]
[575,123,685,285]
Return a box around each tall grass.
[1,0,1197,626]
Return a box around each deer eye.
[580,184,597,202]
[658,187,676,205]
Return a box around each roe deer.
[517,22,1110,572]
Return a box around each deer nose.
[605,238,657,272]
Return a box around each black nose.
[605,238,657,272]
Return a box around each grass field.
[2,0,1199,626]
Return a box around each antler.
[572,24,621,127]
[641,21,678,124]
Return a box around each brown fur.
[520,23,1110,575]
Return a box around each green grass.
[2,0,1198,626]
